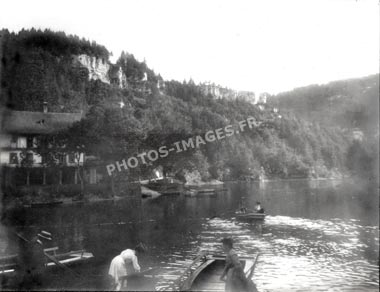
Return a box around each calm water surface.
[1,179,379,291]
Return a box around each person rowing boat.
[108,243,147,291]
[238,197,248,213]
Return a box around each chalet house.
[0,105,87,187]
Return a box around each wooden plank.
[199,282,225,287]
[0,268,15,274]
[173,254,207,290]
[178,253,259,291]
[199,275,223,282]
[0,254,18,262]
[209,254,255,261]
[195,283,226,290]
[182,259,215,290]
[44,246,59,253]
[199,286,225,290]
[196,287,225,292]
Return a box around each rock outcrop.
[73,54,127,89]
[73,54,110,84]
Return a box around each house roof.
[1,110,83,135]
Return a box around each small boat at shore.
[185,189,217,197]
[0,247,93,276]
[184,189,197,197]
[197,189,216,194]
[161,190,181,196]
[165,253,259,291]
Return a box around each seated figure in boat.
[254,202,265,214]
[220,237,252,292]
[238,198,248,213]
[108,243,147,290]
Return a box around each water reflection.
[1,179,378,291]
[156,215,378,291]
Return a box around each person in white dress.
[108,243,147,290]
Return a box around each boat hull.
[178,255,259,292]
[236,212,266,221]
[0,249,93,282]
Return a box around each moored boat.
[184,189,197,197]
[146,178,184,194]
[0,247,94,277]
[197,189,216,194]
[184,188,218,197]
[169,253,259,291]
[161,190,181,196]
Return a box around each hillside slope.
[268,74,379,134]
[1,29,373,182]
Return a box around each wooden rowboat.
[175,253,259,291]
[0,247,93,276]
[184,189,217,197]
[184,189,197,197]
[197,189,216,194]
[235,212,266,221]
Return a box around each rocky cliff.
[73,54,127,88]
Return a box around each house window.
[18,137,27,148]
[27,136,34,148]
[9,153,18,164]
[10,136,17,148]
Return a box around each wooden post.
[42,168,46,185]
[4,167,10,188]
[26,169,30,186]
[59,169,62,185]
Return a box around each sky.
[0,0,378,94]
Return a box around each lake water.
[1,179,379,291]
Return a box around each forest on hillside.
[268,75,379,181]
[1,29,376,183]
[268,75,379,134]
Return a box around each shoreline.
[224,176,350,183]
[184,179,224,188]
[10,177,353,209]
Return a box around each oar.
[119,267,159,280]
[15,232,29,243]
[43,251,84,279]
[247,253,260,279]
